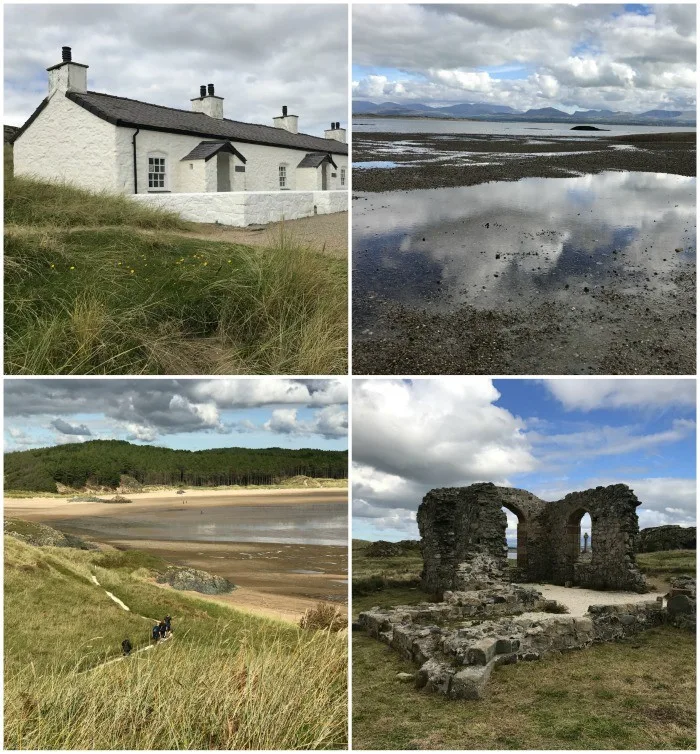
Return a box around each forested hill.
[4,440,348,492]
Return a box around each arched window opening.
[579,512,592,561]
[502,503,527,572]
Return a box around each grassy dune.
[352,543,696,749]
[4,151,347,375]
[4,535,347,749]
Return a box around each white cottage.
[13,47,348,225]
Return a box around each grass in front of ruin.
[4,147,347,375]
[352,543,696,750]
[5,534,347,749]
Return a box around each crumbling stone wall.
[359,598,666,699]
[639,525,696,553]
[418,482,647,595]
[546,485,647,592]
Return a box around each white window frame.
[148,152,168,191]
[278,163,288,190]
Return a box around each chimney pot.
[207,83,215,96]
[200,85,206,97]
[282,105,288,117]
[62,46,72,62]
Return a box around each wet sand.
[353,132,695,191]
[5,488,348,622]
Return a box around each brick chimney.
[47,46,88,96]
[324,121,346,143]
[191,83,224,119]
[273,105,299,134]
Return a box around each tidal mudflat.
[352,127,696,374]
[5,488,348,621]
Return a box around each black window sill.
[148,190,171,193]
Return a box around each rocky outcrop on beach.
[157,566,235,594]
[4,518,96,550]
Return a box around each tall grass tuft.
[5,626,347,749]
[4,162,347,374]
[299,602,346,632]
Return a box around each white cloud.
[352,4,696,112]
[5,5,347,134]
[263,406,347,439]
[191,379,347,407]
[544,379,696,411]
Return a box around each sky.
[353,378,696,543]
[4,4,348,135]
[352,4,696,114]
[4,379,348,452]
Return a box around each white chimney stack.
[47,46,88,96]
[273,106,299,134]
[325,121,346,143]
[191,83,224,119]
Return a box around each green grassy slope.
[4,536,347,749]
[4,150,347,375]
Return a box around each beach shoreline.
[5,487,348,622]
[352,131,696,191]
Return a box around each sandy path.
[78,573,170,674]
[37,211,349,258]
[517,582,659,618]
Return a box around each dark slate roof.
[62,91,348,155]
[180,141,247,163]
[297,152,337,168]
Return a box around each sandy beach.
[5,487,346,518]
[5,487,348,622]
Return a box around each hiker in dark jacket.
[164,615,172,635]
[159,620,167,639]
[122,638,132,656]
[152,624,160,642]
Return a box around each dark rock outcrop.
[157,566,235,594]
[638,525,696,553]
[365,539,420,557]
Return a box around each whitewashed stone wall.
[14,94,121,192]
[132,189,348,226]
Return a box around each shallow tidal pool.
[353,171,696,322]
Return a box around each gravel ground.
[518,582,661,618]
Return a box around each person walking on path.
[158,620,167,639]
[164,615,172,635]
[121,638,132,656]
[152,623,160,643]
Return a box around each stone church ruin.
[419,482,648,594]
[357,483,694,700]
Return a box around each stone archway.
[502,500,528,572]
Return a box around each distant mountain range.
[352,100,696,126]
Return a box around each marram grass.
[4,163,347,375]
[5,629,347,750]
[4,536,348,749]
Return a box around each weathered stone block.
[450,663,495,700]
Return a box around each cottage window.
[341,168,346,187]
[278,164,287,189]
[148,156,166,189]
